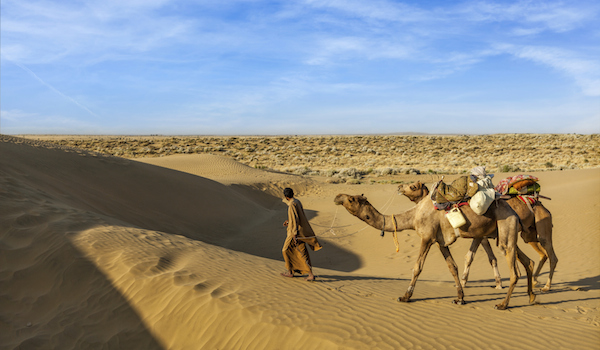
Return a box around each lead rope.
[329,206,339,235]
[306,188,401,240]
[392,215,399,252]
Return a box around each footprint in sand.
[193,280,239,302]
[173,271,205,286]
[130,255,179,277]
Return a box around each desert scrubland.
[24,134,599,180]
[2,134,599,349]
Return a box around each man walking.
[280,188,322,281]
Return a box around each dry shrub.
[36,134,600,175]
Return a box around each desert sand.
[1,134,599,349]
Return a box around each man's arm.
[288,202,300,236]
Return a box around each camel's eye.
[349,197,354,202]
[365,215,370,220]
[410,185,416,190]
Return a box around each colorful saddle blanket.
[495,174,540,195]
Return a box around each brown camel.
[334,188,536,310]
[461,196,557,291]
[399,181,557,292]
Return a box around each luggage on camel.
[446,206,467,228]
[469,166,497,215]
[508,183,540,195]
[431,176,476,228]
[431,176,478,204]
[470,187,496,215]
[495,174,540,196]
[432,167,497,223]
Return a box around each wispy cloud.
[455,0,598,33]
[5,58,99,117]
[498,44,600,96]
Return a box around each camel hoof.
[529,294,537,304]
[397,297,410,303]
[541,286,550,293]
[452,299,466,305]
[494,304,507,310]
[494,285,503,290]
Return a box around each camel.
[461,196,557,292]
[398,181,557,292]
[334,187,536,310]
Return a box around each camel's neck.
[406,189,429,204]
[359,205,417,232]
[411,196,426,204]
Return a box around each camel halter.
[300,188,400,240]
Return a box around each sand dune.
[1,135,599,349]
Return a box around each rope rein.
[304,189,399,240]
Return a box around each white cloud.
[500,44,600,96]
[1,0,194,65]
[456,0,598,33]
[304,36,412,65]
[301,0,428,23]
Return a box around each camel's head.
[334,193,371,217]
[398,181,429,203]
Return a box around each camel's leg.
[439,245,465,305]
[461,238,482,288]
[495,246,518,310]
[461,238,503,289]
[528,241,547,287]
[516,245,536,304]
[398,239,433,303]
[534,210,557,292]
[481,238,503,289]
[495,216,521,310]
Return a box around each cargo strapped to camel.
[431,176,478,209]
[432,167,498,231]
[495,174,551,199]
[430,176,476,232]
[495,174,551,213]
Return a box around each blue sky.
[1,0,599,135]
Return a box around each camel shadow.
[562,275,600,291]
[313,274,401,283]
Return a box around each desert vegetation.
[24,134,599,177]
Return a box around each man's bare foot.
[305,275,316,282]
[280,272,294,278]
